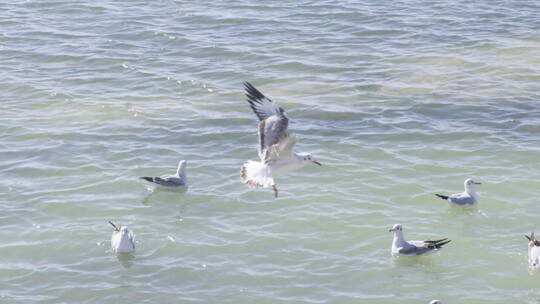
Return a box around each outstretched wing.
[258,115,289,158]
[262,132,298,163]
[244,82,294,162]
[244,81,286,121]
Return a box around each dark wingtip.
[435,194,449,200]
[436,239,451,248]
[109,221,119,231]
[140,177,153,182]
[426,238,448,244]
[244,81,265,101]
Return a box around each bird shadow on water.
[115,253,136,269]
[442,205,488,219]
[141,185,188,206]
[392,255,437,269]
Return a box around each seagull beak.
[474,182,482,184]
[389,228,395,232]
[312,160,322,166]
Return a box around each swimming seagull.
[140,160,188,188]
[240,82,322,197]
[389,224,451,256]
[109,221,135,253]
[430,301,443,304]
[435,178,481,206]
[525,232,540,268]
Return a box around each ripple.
[1,0,540,302]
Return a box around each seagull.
[140,160,188,188]
[109,221,135,253]
[430,301,443,304]
[389,224,451,256]
[435,178,481,206]
[525,232,540,268]
[240,82,322,197]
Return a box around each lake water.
[1,1,540,303]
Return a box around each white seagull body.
[389,224,451,256]
[525,232,540,268]
[240,82,321,197]
[109,221,135,253]
[435,178,481,206]
[141,160,188,188]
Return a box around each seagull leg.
[272,185,278,198]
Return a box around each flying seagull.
[141,160,188,188]
[525,232,540,268]
[240,82,321,197]
[109,221,135,253]
[389,224,451,256]
[435,178,481,206]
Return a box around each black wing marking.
[244,81,285,121]
[435,194,449,200]
[526,232,540,246]
[109,221,120,231]
[425,238,451,249]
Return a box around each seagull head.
[389,224,403,232]
[176,160,187,176]
[297,153,322,166]
[464,178,481,192]
[430,300,443,304]
[120,226,130,235]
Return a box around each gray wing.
[244,82,293,162]
[258,116,290,159]
[244,81,285,121]
[153,176,186,187]
[398,245,435,256]
[129,231,136,250]
[403,238,451,255]
[262,133,298,164]
[449,193,476,205]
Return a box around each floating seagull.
[389,224,451,256]
[435,178,481,206]
[240,82,321,197]
[141,160,188,188]
[430,301,443,304]
[525,232,540,268]
[109,221,135,253]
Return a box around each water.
[1,0,540,303]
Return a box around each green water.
[1,0,540,303]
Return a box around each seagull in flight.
[389,224,451,256]
[141,160,188,188]
[525,232,540,268]
[435,178,481,206]
[109,221,135,253]
[240,82,322,197]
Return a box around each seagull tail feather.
[240,160,274,189]
[435,194,449,200]
[140,177,154,183]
